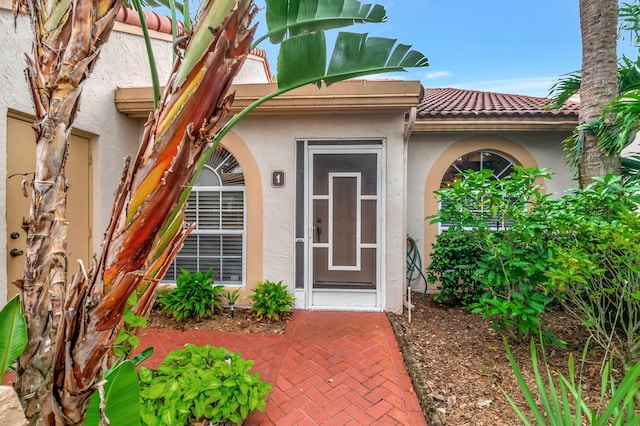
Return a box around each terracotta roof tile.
[116,7,175,34]
[418,87,579,119]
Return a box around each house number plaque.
[271,170,286,188]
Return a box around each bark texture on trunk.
[48,1,256,424]
[578,0,621,187]
[13,0,122,423]
[15,0,257,423]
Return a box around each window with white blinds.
[164,147,246,285]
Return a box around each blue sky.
[250,0,638,97]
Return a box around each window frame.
[164,162,247,286]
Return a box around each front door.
[307,145,383,310]
[5,114,92,301]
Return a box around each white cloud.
[423,70,452,80]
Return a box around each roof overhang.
[413,118,578,132]
[115,80,423,118]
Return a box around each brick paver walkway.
[139,310,426,425]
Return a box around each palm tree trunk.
[578,0,621,187]
[12,0,123,423]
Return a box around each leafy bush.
[546,176,640,370]
[139,345,271,425]
[158,268,224,320]
[249,280,295,321]
[431,167,555,342]
[503,338,640,425]
[427,230,484,305]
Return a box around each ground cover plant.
[138,344,270,425]
[503,338,640,425]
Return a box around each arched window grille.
[439,150,520,232]
[165,146,246,285]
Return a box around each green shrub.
[427,230,484,305]
[158,268,224,320]
[249,280,295,322]
[431,167,556,342]
[546,176,640,371]
[139,345,271,425]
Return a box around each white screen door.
[307,146,382,310]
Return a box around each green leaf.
[0,295,27,374]
[260,0,387,46]
[277,31,427,89]
[85,361,140,426]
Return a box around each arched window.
[165,146,246,285]
[439,150,520,232]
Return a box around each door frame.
[303,141,385,311]
[5,111,93,302]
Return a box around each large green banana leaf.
[278,31,428,89]
[0,296,27,375]
[257,0,386,45]
[84,360,140,426]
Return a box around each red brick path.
[139,310,426,425]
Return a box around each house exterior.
[1,4,579,313]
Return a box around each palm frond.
[601,89,640,155]
[622,152,640,183]
[618,55,640,92]
[546,71,581,110]
[619,2,640,47]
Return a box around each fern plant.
[158,268,224,320]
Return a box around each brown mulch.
[392,294,612,426]
[146,305,290,334]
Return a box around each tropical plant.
[84,360,141,426]
[158,268,224,320]
[426,230,484,306]
[0,296,27,376]
[249,280,295,321]
[546,176,640,371]
[430,167,557,342]
[503,338,640,425]
[12,0,428,423]
[223,288,241,317]
[138,344,271,425]
[622,152,640,182]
